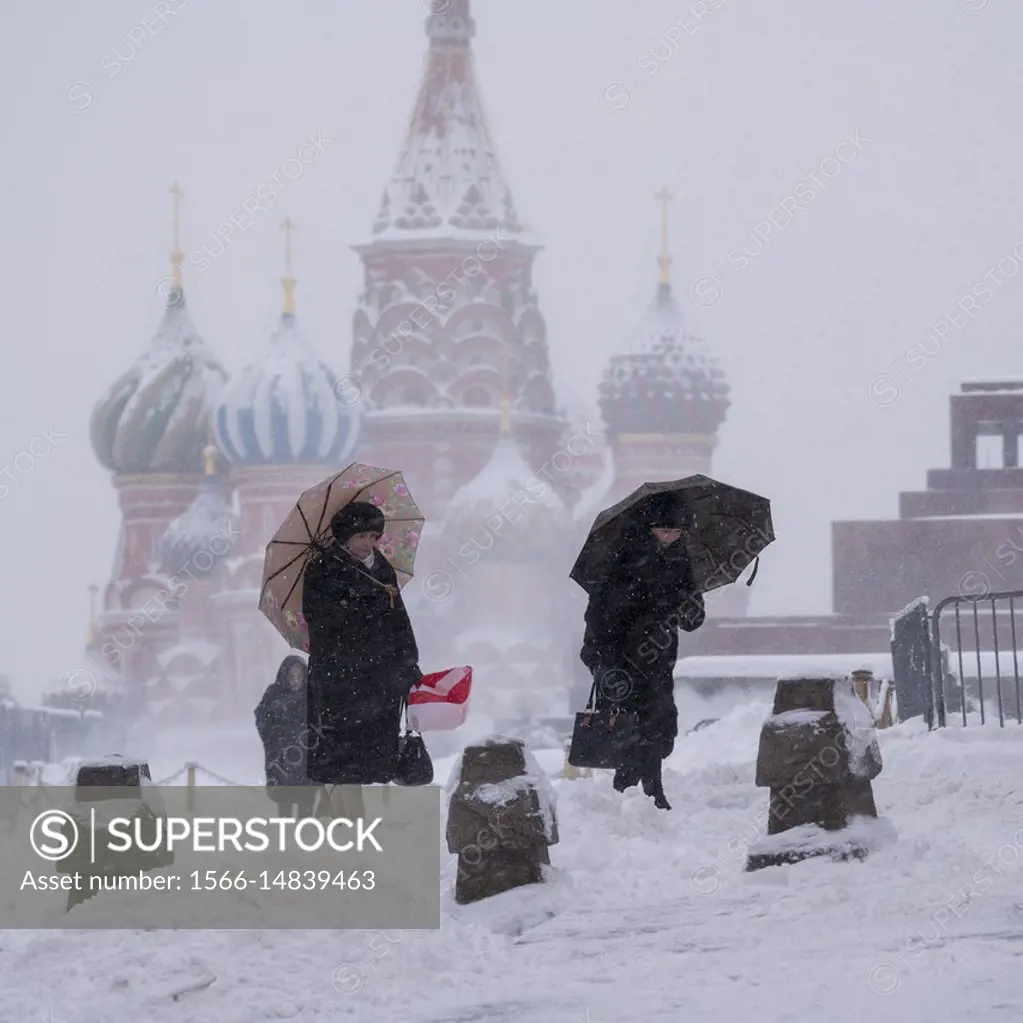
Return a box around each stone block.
[446,736,557,905]
[755,714,847,789]
[64,755,173,912]
[772,678,836,715]
[747,677,886,872]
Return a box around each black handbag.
[568,679,640,769]
[394,700,434,786]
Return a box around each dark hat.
[274,654,307,687]
[641,492,689,529]
[330,501,385,544]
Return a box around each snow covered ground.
[5,703,1023,1022]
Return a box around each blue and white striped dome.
[215,312,361,466]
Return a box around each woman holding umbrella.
[302,500,422,787]
[578,494,706,810]
[573,475,773,810]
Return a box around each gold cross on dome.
[281,217,297,314]
[281,217,296,275]
[654,186,674,285]
[169,181,184,286]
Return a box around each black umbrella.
[570,475,774,596]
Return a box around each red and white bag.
[407,666,472,731]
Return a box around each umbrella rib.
[312,471,342,538]
[263,545,316,587]
[296,502,318,543]
[279,563,305,614]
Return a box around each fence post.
[851,669,872,707]
[186,762,196,815]
[877,681,895,729]
[890,597,937,728]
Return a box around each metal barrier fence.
[931,590,1023,728]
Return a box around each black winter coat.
[580,530,705,763]
[302,545,420,785]
[255,656,310,787]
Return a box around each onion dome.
[599,190,729,438]
[91,286,227,474]
[445,378,568,562]
[91,185,227,474]
[161,445,240,578]
[215,220,361,466]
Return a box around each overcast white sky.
[1,0,1021,697]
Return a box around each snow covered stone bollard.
[746,676,885,872]
[63,754,174,911]
[74,754,154,792]
[445,736,558,905]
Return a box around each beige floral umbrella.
[259,463,424,651]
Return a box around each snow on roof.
[675,653,894,680]
[38,707,85,719]
[961,379,1023,391]
[162,484,240,577]
[911,514,1023,520]
[92,288,227,474]
[357,226,541,251]
[367,10,523,243]
[448,435,567,516]
[216,312,360,466]
[679,649,1023,682]
[157,641,222,670]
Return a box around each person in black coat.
[580,495,706,810]
[302,501,422,787]
[255,654,319,817]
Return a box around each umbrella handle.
[746,555,760,587]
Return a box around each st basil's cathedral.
[83,0,740,737]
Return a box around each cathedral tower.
[598,189,730,502]
[348,0,566,518]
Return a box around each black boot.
[645,783,672,810]
[641,759,671,810]
[613,765,641,791]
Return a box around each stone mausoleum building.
[680,381,1023,691]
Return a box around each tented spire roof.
[370,0,524,241]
